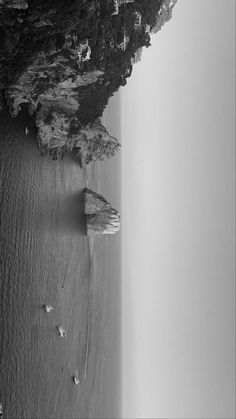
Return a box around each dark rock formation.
[150,0,177,33]
[0,0,177,161]
[84,188,120,235]
[38,118,120,163]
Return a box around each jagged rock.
[4,51,120,161]
[84,188,120,235]
[0,0,177,161]
[151,0,177,33]
[84,188,111,214]
[37,117,120,162]
[3,41,120,162]
[73,120,121,163]
[6,62,104,118]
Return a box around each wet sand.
[0,110,121,419]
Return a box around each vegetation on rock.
[0,0,177,162]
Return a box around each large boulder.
[84,188,120,235]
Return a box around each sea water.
[0,111,121,419]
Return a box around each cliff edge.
[0,0,177,161]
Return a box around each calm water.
[0,110,121,419]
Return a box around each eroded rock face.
[151,0,177,33]
[73,120,121,164]
[38,118,121,162]
[0,0,177,162]
[84,188,120,235]
[84,188,111,214]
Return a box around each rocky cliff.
[150,0,177,33]
[38,117,121,162]
[84,188,120,235]
[0,0,177,161]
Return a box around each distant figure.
[24,126,29,136]
[44,304,53,313]
[73,371,80,385]
[57,326,66,338]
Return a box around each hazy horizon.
[117,0,235,417]
[0,0,235,418]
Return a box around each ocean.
[0,109,121,419]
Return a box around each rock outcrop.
[73,121,120,164]
[38,117,120,162]
[84,188,120,235]
[0,0,177,161]
[151,0,177,33]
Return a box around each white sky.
[120,1,235,418]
